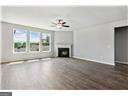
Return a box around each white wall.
[0,7,2,90]
[0,22,1,61]
[54,31,73,44]
[1,22,54,63]
[0,21,1,89]
[0,24,1,60]
[1,19,127,66]
[54,31,73,56]
[73,19,127,65]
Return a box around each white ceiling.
[1,6,127,31]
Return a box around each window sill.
[13,51,52,54]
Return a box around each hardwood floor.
[1,58,128,90]
[0,92,12,96]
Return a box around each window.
[30,31,40,52]
[41,33,51,51]
[13,29,27,53]
[13,29,52,53]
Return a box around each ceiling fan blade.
[63,25,70,27]
[62,22,66,24]
[51,22,57,25]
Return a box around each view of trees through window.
[41,33,50,51]
[13,29,51,53]
[13,29,27,52]
[30,32,40,51]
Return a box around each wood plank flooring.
[1,58,128,90]
[0,92,12,96]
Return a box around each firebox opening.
[58,48,69,57]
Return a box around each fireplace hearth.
[58,48,69,57]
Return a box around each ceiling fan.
[51,19,70,29]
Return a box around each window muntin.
[13,29,27,53]
[29,31,40,52]
[13,29,51,53]
[41,33,51,52]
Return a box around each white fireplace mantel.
[54,43,72,57]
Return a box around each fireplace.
[55,43,72,57]
[58,48,69,57]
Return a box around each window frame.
[13,28,28,54]
[29,31,40,53]
[41,33,52,52]
[13,28,52,54]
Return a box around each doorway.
[114,26,128,65]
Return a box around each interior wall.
[0,22,1,89]
[54,31,73,45]
[73,19,127,65]
[0,22,1,60]
[1,22,54,63]
[115,26,128,64]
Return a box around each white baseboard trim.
[115,61,128,64]
[1,57,54,64]
[73,56,115,65]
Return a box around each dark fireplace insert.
[58,48,69,57]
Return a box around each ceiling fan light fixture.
[51,18,69,29]
[57,24,62,29]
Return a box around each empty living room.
[0,6,128,90]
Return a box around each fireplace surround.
[55,43,72,57]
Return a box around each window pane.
[41,33,51,51]
[30,31,40,51]
[13,29,27,52]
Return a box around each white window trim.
[29,31,40,53]
[13,28,52,54]
[13,28,27,54]
[41,33,52,52]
